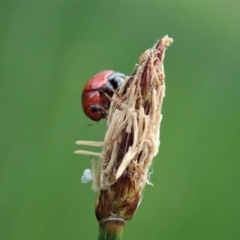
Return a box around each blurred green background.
[1,1,240,239]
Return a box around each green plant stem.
[97,221,124,240]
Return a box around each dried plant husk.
[75,36,173,233]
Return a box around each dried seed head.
[75,36,173,225]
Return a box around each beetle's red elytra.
[81,70,126,121]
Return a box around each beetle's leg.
[103,92,122,110]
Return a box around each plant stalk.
[97,220,124,240]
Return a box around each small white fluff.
[81,169,93,183]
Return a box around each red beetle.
[81,70,126,121]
